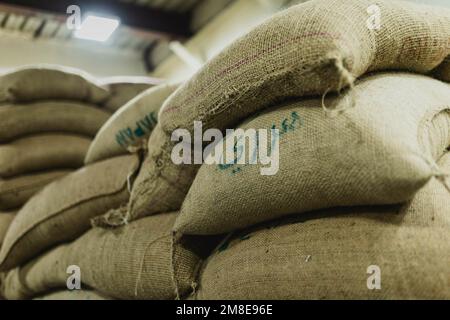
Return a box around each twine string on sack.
[170,231,183,300]
[91,161,142,229]
[133,234,168,298]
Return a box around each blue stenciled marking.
[217,111,302,175]
[115,111,158,148]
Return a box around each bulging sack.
[0,65,109,104]
[0,154,139,271]
[1,212,216,300]
[194,153,450,299]
[85,83,179,165]
[175,73,450,235]
[0,134,90,178]
[159,0,450,134]
[0,102,110,143]
[101,76,163,112]
[124,124,198,223]
[0,212,15,247]
[0,170,70,211]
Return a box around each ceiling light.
[74,15,120,42]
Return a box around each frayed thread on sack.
[322,56,356,117]
[126,148,147,194]
[90,155,140,228]
[90,206,129,229]
[125,144,176,223]
[170,231,183,300]
[133,234,168,298]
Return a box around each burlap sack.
[0,134,90,178]
[101,76,163,112]
[159,0,450,134]
[0,102,110,143]
[0,170,70,211]
[175,73,450,235]
[1,212,217,300]
[194,153,450,299]
[85,83,179,165]
[0,65,109,104]
[0,211,15,247]
[0,154,139,271]
[34,290,110,300]
[121,124,198,223]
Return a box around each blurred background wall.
[0,0,448,79]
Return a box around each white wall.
[0,31,147,77]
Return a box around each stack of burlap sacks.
[0,65,111,245]
[1,0,449,300]
[0,65,157,242]
[0,66,160,299]
[0,76,185,300]
[99,76,164,113]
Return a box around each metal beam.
[0,0,193,38]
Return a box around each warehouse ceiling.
[0,0,229,53]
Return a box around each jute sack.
[85,83,180,165]
[194,153,450,299]
[159,0,450,134]
[0,65,109,104]
[0,102,110,143]
[1,212,218,300]
[0,212,15,247]
[175,73,450,235]
[109,124,199,224]
[0,134,90,178]
[34,290,111,301]
[0,170,70,210]
[101,76,163,112]
[0,154,139,271]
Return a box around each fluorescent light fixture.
[74,15,120,42]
